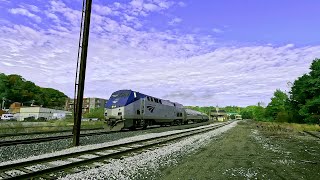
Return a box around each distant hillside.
[0,73,68,109]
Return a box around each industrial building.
[65,97,108,113]
[17,107,71,121]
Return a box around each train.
[104,89,209,131]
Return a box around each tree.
[289,58,320,123]
[240,105,266,121]
[265,89,289,120]
[0,73,68,109]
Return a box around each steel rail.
[0,131,113,147]
[0,121,211,147]
[0,127,103,138]
[303,131,320,139]
[0,122,232,179]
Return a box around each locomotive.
[104,89,209,131]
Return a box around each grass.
[255,121,320,132]
[158,120,320,180]
[0,119,105,135]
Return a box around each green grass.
[158,121,320,180]
[0,119,105,135]
[256,121,320,132]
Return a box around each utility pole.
[2,97,5,110]
[73,0,92,146]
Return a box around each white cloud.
[212,28,223,33]
[1,0,320,107]
[9,8,42,23]
[178,1,186,7]
[143,3,159,11]
[22,4,40,12]
[45,11,60,23]
[92,4,113,16]
[169,17,182,26]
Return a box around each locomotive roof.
[112,89,182,106]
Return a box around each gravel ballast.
[59,121,238,180]
[0,121,212,163]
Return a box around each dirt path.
[159,121,320,180]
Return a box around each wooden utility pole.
[73,0,92,146]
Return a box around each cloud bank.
[0,0,319,106]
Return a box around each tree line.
[0,73,68,109]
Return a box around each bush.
[276,111,290,122]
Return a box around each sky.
[0,0,320,107]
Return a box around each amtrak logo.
[147,105,155,113]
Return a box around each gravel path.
[59,121,238,180]
[0,122,212,163]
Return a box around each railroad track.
[303,131,320,139]
[0,122,211,147]
[0,127,103,138]
[0,121,232,180]
[0,131,111,147]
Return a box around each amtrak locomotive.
[104,90,209,131]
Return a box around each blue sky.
[0,0,320,106]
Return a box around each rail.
[0,122,232,179]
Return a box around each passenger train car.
[104,90,209,131]
[185,109,209,123]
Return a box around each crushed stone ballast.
[0,122,232,179]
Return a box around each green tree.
[289,58,320,123]
[265,89,289,120]
[0,73,68,109]
[224,106,242,113]
[240,105,266,121]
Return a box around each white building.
[17,107,71,121]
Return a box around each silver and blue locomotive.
[104,89,209,131]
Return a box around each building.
[17,107,71,121]
[8,102,21,114]
[65,98,108,113]
[210,109,228,122]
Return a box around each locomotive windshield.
[111,91,131,98]
[105,90,134,109]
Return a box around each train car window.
[159,100,162,104]
[151,97,154,102]
[147,97,150,101]
[137,110,140,115]
[177,113,179,117]
[173,103,176,106]
[155,99,159,103]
